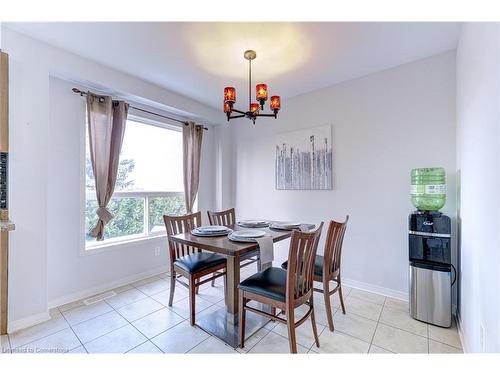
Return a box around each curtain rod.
[72,88,208,130]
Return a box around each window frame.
[81,112,187,254]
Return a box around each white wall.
[224,52,457,299]
[456,23,500,353]
[2,28,221,331]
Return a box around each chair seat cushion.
[174,252,226,274]
[239,267,287,302]
[281,255,324,277]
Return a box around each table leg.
[225,255,240,324]
[195,254,272,348]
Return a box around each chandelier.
[223,50,281,124]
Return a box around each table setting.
[236,220,270,228]
[191,225,232,237]
[268,221,302,230]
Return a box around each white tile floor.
[0,266,463,354]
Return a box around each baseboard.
[456,309,467,353]
[47,265,169,309]
[8,311,51,334]
[342,277,408,301]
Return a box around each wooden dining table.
[169,222,314,348]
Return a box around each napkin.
[255,235,274,265]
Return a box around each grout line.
[376,319,429,339]
[366,296,384,353]
[149,340,165,353]
[238,326,272,354]
[125,338,163,354]
[55,307,86,353]
[185,336,214,353]
[10,323,70,349]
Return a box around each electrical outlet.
[480,323,486,352]
[154,247,161,256]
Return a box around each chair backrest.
[286,222,324,302]
[207,208,236,226]
[163,211,202,263]
[323,216,349,277]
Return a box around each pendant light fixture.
[223,50,281,124]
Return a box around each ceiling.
[5,22,460,110]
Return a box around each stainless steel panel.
[409,265,451,328]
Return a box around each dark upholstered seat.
[281,255,324,277]
[174,252,226,274]
[238,267,287,302]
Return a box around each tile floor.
[0,265,463,354]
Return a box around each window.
[85,117,187,248]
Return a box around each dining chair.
[281,216,349,331]
[207,207,236,227]
[163,212,227,326]
[238,223,324,354]
[207,208,260,286]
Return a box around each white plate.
[228,233,258,243]
[237,220,269,228]
[239,220,268,225]
[196,225,230,233]
[191,228,231,237]
[231,229,266,238]
[270,221,301,229]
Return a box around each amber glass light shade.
[270,96,281,111]
[250,102,260,113]
[223,102,231,113]
[224,87,236,103]
[256,83,268,101]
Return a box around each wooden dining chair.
[281,216,349,331]
[207,208,260,286]
[207,208,236,227]
[163,212,227,326]
[238,223,324,353]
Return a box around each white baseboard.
[456,310,467,353]
[47,265,169,309]
[342,277,408,301]
[8,311,51,334]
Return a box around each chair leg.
[211,273,216,287]
[223,272,228,304]
[310,296,320,348]
[195,278,199,294]
[286,307,298,354]
[168,272,176,307]
[238,291,246,348]
[323,278,335,332]
[189,276,196,326]
[338,277,346,315]
[270,307,276,321]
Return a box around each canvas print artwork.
[275,125,333,190]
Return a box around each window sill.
[82,233,167,256]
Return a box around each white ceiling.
[5,22,460,110]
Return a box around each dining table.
[169,222,315,348]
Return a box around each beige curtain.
[87,92,129,240]
[183,121,204,213]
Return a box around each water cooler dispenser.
[409,168,455,328]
